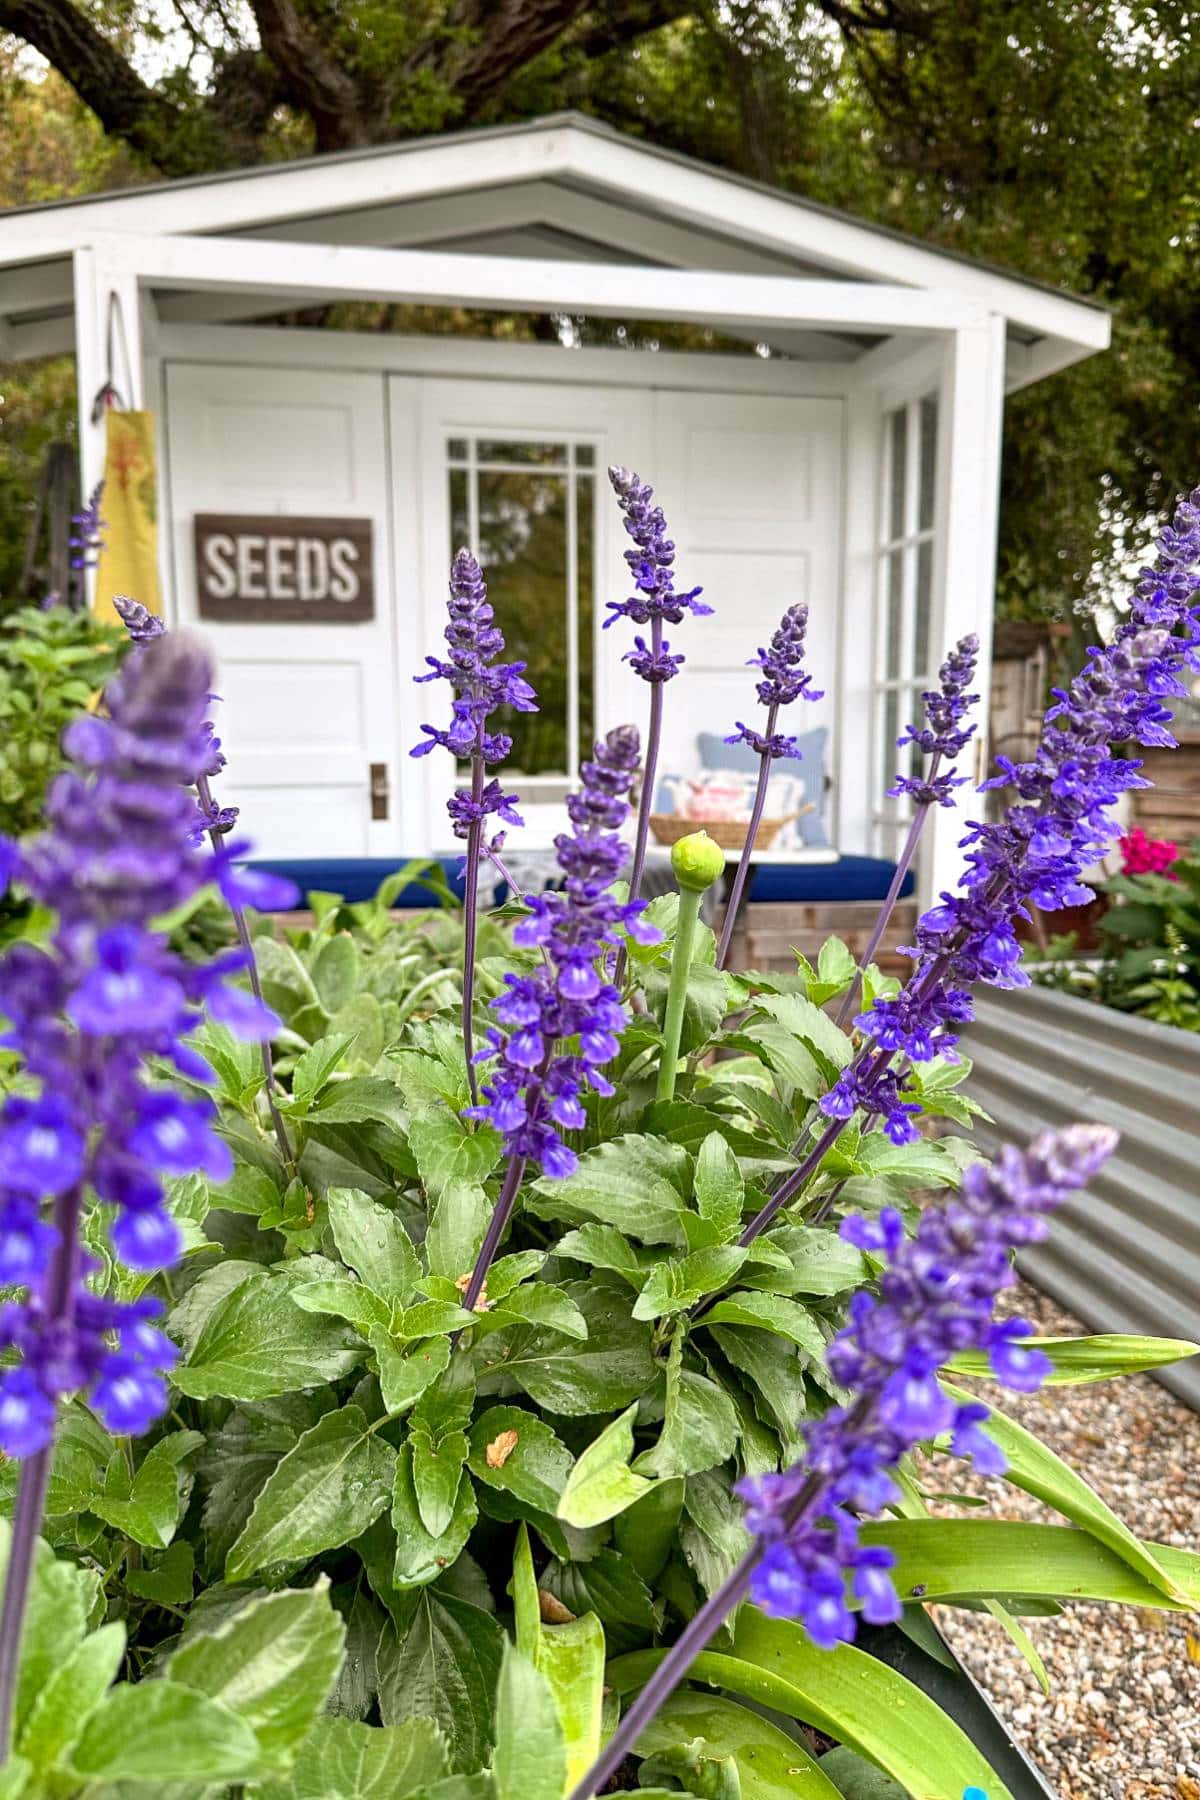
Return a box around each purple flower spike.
[0,631,280,1457]
[113,595,166,643]
[738,1124,1118,1645]
[68,483,105,573]
[467,724,659,1182]
[605,468,711,648]
[890,632,980,807]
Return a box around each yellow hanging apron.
[92,409,161,624]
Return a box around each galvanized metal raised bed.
[964,983,1200,1409]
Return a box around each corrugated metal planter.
[965,984,1200,1410]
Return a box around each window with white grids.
[873,395,939,857]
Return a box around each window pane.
[918,396,938,531]
[888,408,908,541]
[449,468,470,551]
[914,539,932,676]
[447,438,469,464]
[477,440,569,468]
[576,474,595,766]
[885,551,904,679]
[475,466,569,775]
[575,444,595,468]
[880,688,900,807]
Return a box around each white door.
[392,377,654,853]
[165,363,398,859]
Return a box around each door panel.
[165,363,397,859]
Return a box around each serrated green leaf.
[554,1224,648,1287]
[635,1337,740,1479]
[701,1291,827,1360]
[248,1716,449,1798]
[410,1108,503,1199]
[752,994,852,1079]
[291,1035,356,1112]
[557,1404,657,1528]
[527,1135,689,1243]
[200,1393,325,1576]
[468,1406,574,1514]
[68,1682,262,1783]
[377,1591,505,1773]
[372,1332,452,1416]
[680,1470,752,1597]
[708,1326,806,1446]
[173,1269,362,1402]
[482,1279,656,1416]
[125,1539,196,1605]
[227,1406,395,1581]
[314,933,360,1013]
[613,1476,684,1585]
[485,1282,589,1340]
[391,1443,477,1584]
[411,1428,470,1537]
[632,1247,747,1320]
[17,1621,125,1773]
[739,1225,866,1298]
[541,1547,657,1637]
[290,1278,393,1334]
[693,1132,746,1242]
[166,1581,346,1768]
[426,1180,491,1281]
[492,1644,565,1800]
[91,1430,204,1549]
[328,1187,421,1304]
[308,1076,410,1134]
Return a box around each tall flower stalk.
[834,631,979,1026]
[606,469,709,979]
[568,1124,1117,1800]
[715,602,823,970]
[458,726,657,1313]
[412,551,536,1106]
[732,486,1200,1252]
[113,598,298,1173]
[0,632,282,1754]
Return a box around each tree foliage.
[2,2,1199,623]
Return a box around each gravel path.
[932,1280,1200,1799]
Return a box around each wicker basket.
[648,813,796,851]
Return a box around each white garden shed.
[0,112,1109,899]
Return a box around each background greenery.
[1,2,1198,623]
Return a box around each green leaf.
[680,1471,752,1597]
[410,1107,503,1199]
[391,1443,477,1585]
[412,1428,470,1537]
[468,1406,574,1515]
[945,1332,1200,1386]
[67,1682,263,1784]
[644,959,733,1053]
[249,1716,449,1798]
[636,1693,840,1800]
[17,1623,125,1774]
[752,994,852,1079]
[708,1327,806,1446]
[485,1282,588,1340]
[527,1135,689,1243]
[639,1739,741,1799]
[862,1517,1200,1610]
[426,1181,491,1281]
[328,1187,421,1304]
[227,1406,396,1581]
[557,1404,657,1528]
[554,1223,649,1287]
[125,1540,196,1605]
[372,1332,452,1416]
[817,1747,906,1798]
[609,1604,1012,1799]
[735,1021,824,1098]
[308,1075,410,1133]
[635,1338,741,1480]
[376,1592,505,1773]
[481,1278,656,1416]
[395,1299,479,1340]
[701,1292,827,1360]
[740,1225,866,1298]
[537,1613,605,1790]
[633,1247,747,1321]
[693,1131,746,1242]
[613,1477,684,1585]
[166,1582,346,1768]
[290,1278,393,1335]
[642,1104,779,1170]
[200,1393,326,1574]
[941,1380,1183,1602]
[291,1034,356,1112]
[314,933,360,1013]
[91,1430,204,1550]
[173,1269,363,1402]
[492,1643,565,1800]
[542,1547,656,1637]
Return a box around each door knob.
[369,761,390,821]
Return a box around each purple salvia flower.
[738,1124,1116,1643]
[457,727,660,1315]
[411,549,538,1104]
[716,603,823,969]
[566,1124,1116,1800]
[112,595,165,644]
[606,470,708,970]
[68,482,105,573]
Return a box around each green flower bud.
[671,830,725,893]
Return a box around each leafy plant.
[0,603,124,838]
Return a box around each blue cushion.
[247,858,471,907]
[698,727,829,847]
[746,854,914,905]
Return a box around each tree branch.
[247,0,380,149]
[409,0,594,120]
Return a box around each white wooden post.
[923,313,1007,904]
[835,381,883,854]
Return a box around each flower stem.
[833,753,940,1030]
[0,1181,85,1759]
[458,1153,527,1320]
[716,704,778,971]
[461,732,487,1110]
[197,773,294,1176]
[616,618,665,988]
[657,885,702,1103]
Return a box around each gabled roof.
[0,111,1109,374]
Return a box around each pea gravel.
[930,1280,1200,1800]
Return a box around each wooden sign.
[194,514,374,622]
